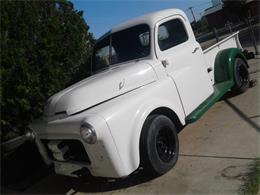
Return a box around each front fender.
[87,78,185,176]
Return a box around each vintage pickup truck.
[30,8,250,178]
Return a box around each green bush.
[1,0,95,141]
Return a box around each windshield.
[93,24,150,72]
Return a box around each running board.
[185,81,233,124]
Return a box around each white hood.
[44,61,157,116]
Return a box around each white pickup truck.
[30,9,250,178]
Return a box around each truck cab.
[30,9,250,178]
[93,9,213,116]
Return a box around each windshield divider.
[109,35,112,65]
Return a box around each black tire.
[232,58,250,94]
[140,115,179,176]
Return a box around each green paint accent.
[186,81,233,123]
[214,48,247,84]
[186,48,247,124]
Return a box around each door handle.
[207,67,213,73]
[192,47,199,54]
[161,59,169,68]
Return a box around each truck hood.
[44,61,157,116]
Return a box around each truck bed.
[201,32,242,83]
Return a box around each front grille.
[41,139,91,164]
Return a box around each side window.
[94,37,115,71]
[95,45,110,67]
[158,19,188,51]
[94,37,110,71]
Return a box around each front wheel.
[232,58,250,94]
[140,115,179,176]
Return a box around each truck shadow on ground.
[25,168,157,194]
[1,143,156,194]
[224,99,260,132]
[220,90,260,132]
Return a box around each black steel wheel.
[156,127,176,163]
[232,58,250,94]
[140,115,179,176]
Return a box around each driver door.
[155,15,214,115]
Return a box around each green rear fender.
[214,48,248,84]
[185,48,248,124]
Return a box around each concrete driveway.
[23,57,259,194]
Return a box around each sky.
[71,0,213,39]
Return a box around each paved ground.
[20,48,260,195]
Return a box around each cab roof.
[97,8,186,41]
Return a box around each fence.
[195,15,260,55]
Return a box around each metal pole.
[189,7,196,23]
[213,27,219,42]
[246,16,260,56]
[226,21,233,33]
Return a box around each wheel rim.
[156,128,176,162]
[236,62,249,87]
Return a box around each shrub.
[1,0,95,141]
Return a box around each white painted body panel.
[44,61,157,116]
[86,75,186,175]
[203,32,242,83]
[31,69,185,177]
[154,14,214,115]
[31,114,126,177]
[31,9,243,178]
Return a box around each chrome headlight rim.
[80,122,97,144]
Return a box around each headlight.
[80,123,97,144]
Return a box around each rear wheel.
[140,115,179,176]
[232,58,250,94]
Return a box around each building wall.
[246,1,260,21]
[205,0,260,29]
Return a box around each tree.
[1,0,95,141]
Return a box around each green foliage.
[1,0,95,141]
[239,159,260,195]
